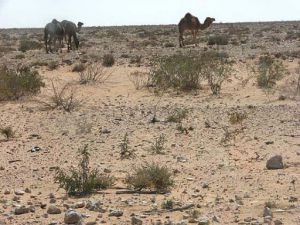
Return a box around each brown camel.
[178,13,215,47]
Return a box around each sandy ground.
[0,22,299,225]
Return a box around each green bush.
[19,37,43,52]
[0,126,15,140]
[200,51,233,95]
[256,56,286,88]
[149,54,203,91]
[208,34,229,45]
[55,145,115,196]
[0,66,45,101]
[126,162,174,192]
[150,134,167,155]
[102,54,115,67]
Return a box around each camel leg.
[179,32,184,48]
[68,35,72,52]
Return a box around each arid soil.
[0,21,299,225]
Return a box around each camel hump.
[184,13,193,21]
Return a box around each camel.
[44,19,64,53]
[61,20,83,52]
[178,13,215,47]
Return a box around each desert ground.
[0,21,299,225]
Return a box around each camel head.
[204,17,215,26]
[51,19,59,24]
[77,22,84,32]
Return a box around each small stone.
[47,205,62,214]
[198,217,210,225]
[15,205,30,215]
[109,209,123,217]
[86,222,97,225]
[263,207,272,217]
[64,210,82,224]
[4,190,10,195]
[202,183,209,189]
[49,198,56,204]
[132,216,143,225]
[274,219,283,225]
[15,190,25,196]
[49,193,55,199]
[49,221,59,225]
[75,201,85,208]
[101,128,111,134]
[266,155,284,170]
[24,188,31,193]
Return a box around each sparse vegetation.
[208,34,229,45]
[128,71,149,90]
[149,54,203,91]
[72,63,86,72]
[162,199,174,209]
[19,37,42,52]
[120,133,135,159]
[166,108,188,123]
[125,162,174,192]
[79,64,112,84]
[200,51,233,95]
[40,82,80,112]
[0,126,15,140]
[48,61,59,71]
[55,145,115,196]
[228,110,247,127]
[255,56,286,89]
[0,65,45,101]
[102,54,115,67]
[150,134,166,155]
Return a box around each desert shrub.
[150,134,166,155]
[255,56,286,89]
[15,54,25,59]
[48,61,59,71]
[128,71,149,90]
[166,108,188,123]
[55,145,115,196]
[0,66,45,101]
[39,82,80,112]
[120,133,135,159]
[164,42,175,48]
[0,126,15,140]
[19,37,42,52]
[102,54,115,67]
[149,54,203,91]
[72,63,86,72]
[200,51,233,95]
[228,110,247,126]
[125,162,174,192]
[162,199,174,209]
[79,64,112,84]
[129,55,142,64]
[207,34,229,45]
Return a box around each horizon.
[0,0,299,28]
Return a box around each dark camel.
[61,20,83,52]
[44,19,64,53]
[178,13,215,47]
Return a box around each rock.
[263,207,272,217]
[132,216,143,225]
[109,209,123,217]
[101,128,111,134]
[86,200,105,212]
[49,198,56,204]
[24,188,31,193]
[266,155,284,170]
[274,220,283,225]
[75,201,85,208]
[198,217,210,225]
[86,222,97,225]
[14,190,25,196]
[64,210,82,224]
[4,190,10,195]
[47,205,62,214]
[15,205,30,215]
[49,221,59,225]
